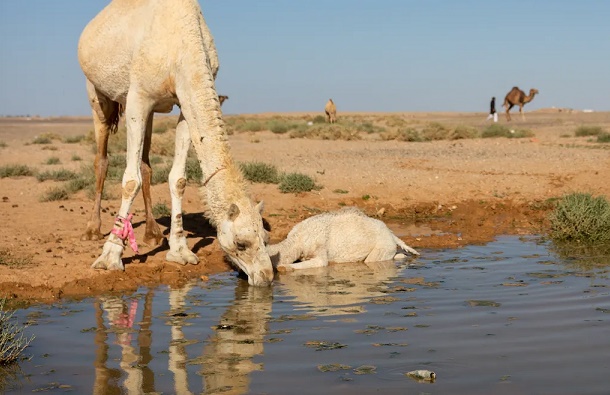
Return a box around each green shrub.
[63,135,85,144]
[575,125,603,137]
[451,125,479,140]
[278,172,317,193]
[481,124,511,138]
[40,187,70,202]
[31,136,52,144]
[267,119,295,134]
[152,203,171,218]
[421,122,451,141]
[0,165,35,178]
[549,193,610,243]
[152,164,171,185]
[596,132,610,143]
[0,298,35,364]
[36,169,79,182]
[184,158,202,183]
[71,154,82,161]
[381,128,423,142]
[66,177,94,193]
[0,249,32,268]
[0,141,7,148]
[240,162,280,184]
[312,115,326,124]
[237,120,265,133]
[289,124,360,140]
[44,157,61,165]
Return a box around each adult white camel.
[78,0,274,286]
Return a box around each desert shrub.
[0,298,35,364]
[63,135,85,144]
[289,124,360,140]
[41,146,58,151]
[596,132,610,143]
[549,193,610,243]
[0,141,7,148]
[312,115,326,124]
[31,136,52,145]
[333,189,349,194]
[40,186,70,202]
[267,119,297,134]
[152,203,171,218]
[36,169,79,182]
[0,165,35,178]
[240,162,280,184]
[481,124,511,138]
[420,122,451,141]
[380,128,423,142]
[354,121,386,134]
[451,125,479,140]
[151,164,171,185]
[150,156,164,165]
[44,157,61,165]
[278,172,317,193]
[574,125,603,137]
[185,157,203,183]
[71,154,82,161]
[0,249,32,268]
[66,176,94,193]
[237,120,265,133]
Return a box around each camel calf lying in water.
[267,207,419,272]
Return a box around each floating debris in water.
[317,363,351,372]
[353,365,376,375]
[304,340,347,351]
[467,300,501,307]
[406,369,436,382]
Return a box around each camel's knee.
[122,179,140,200]
[170,177,187,198]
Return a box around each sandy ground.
[1,110,609,303]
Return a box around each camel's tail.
[109,102,124,134]
[392,235,419,256]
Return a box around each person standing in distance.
[486,97,498,122]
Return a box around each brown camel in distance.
[503,87,539,121]
[325,99,337,123]
[82,95,229,247]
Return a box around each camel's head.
[218,200,274,286]
[530,88,539,96]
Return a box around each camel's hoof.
[166,248,199,265]
[91,258,125,271]
[394,253,407,260]
[81,229,104,241]
[143,232,165,247]
[91,242,125,270]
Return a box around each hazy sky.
[1,0,609,116]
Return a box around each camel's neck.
[268,238,300,267]
[524,92,537,104]
[200,159,249,226]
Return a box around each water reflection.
[200,282,273,394]
[92,281,272,395]
[275,260,409,316]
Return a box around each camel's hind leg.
[519,105,526,121]
[505,104,513,122]
[92,89,154,270]
[82,81,119,241]
[166,113,199,265]
[140,114,164,246]
[364,245,396,264]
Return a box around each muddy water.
[4,236,610,394]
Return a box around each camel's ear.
[255,200,265,214]
[227,203,240,221]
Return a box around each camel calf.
[325,99,337,123]
[267,207,419,272]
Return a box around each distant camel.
[268,207,419,272]
[218,95,229,106]
[503,87,539,121]
[324,99,337,123]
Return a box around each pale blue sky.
[1,1,609,116]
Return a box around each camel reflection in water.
[92,260,407,393]
[93,280,273,394]
[275,260,409,316]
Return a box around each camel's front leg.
[92,91,153,270]
[166,113,198,265]
[277,255,328,272]
[520,106,526,121]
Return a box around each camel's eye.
[236,241,250,251]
